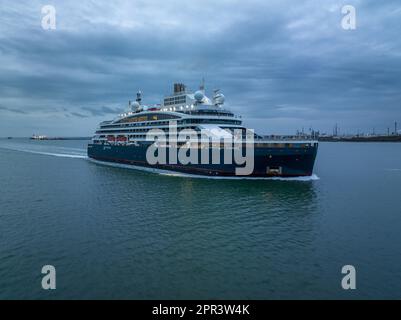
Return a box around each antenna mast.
[200,78,205,92]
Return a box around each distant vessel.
[30,134,48,140]
[88,82,318,177]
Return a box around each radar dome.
[132,101,140,110]
[194,91,205,103]
[214,93,225,105]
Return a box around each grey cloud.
[69,112,89,118]
[81,106,124,116]
[0,0,400,136]
[0,105,29,114]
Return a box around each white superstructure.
[92,82,245,145]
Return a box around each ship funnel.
[173,83,186,94]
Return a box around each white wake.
[0,146,87,159]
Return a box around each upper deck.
[92,82,318,146]
[99,82,241,130]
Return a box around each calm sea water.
[0,138,400,299]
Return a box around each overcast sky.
[0,0,400,136]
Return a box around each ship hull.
[88,142,318,178]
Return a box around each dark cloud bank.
[0,0,400,136]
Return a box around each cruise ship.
[87,82,318,177]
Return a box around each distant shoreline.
[2,136,401,143]
[2,137,91,140]
[30,137,91,141]
[318,136,401,142]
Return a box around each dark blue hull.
[87,142,318,177]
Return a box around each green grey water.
[0,139,400,299]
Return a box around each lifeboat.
[107,135,116,142]
[116,136,127,142]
